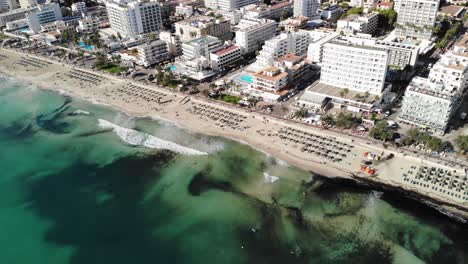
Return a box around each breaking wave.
[98,119,207,155]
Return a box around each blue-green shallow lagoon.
[0,76,466,264]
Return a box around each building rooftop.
[439,5,465,17]
[276,53,302,64]
[407,77,454,99]
[254,66,288,81]
[186,35,220,45]
[212,44,239,56]
[175,15,225,28]
[455,34,468,49]
[304,82,377,105]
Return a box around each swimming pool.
[239,74,253,83]
[78,41,94,51]
[169,65,177,71]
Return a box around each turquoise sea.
[0,76,467,264]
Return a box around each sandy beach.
[1,48,467,220]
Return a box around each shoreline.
[1,48,467,222]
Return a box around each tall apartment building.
[256,30,311,67]
[234,17,276,54]
[293,0,318,19]
[336,12,379,35]
[306,29,339,63]
[105,0,163,38]
[0,0,18,12]
[217,0,259,11]
[395,0,439,40]
[174,15,231,42]
[26,2,62,33]
[320,40,389,95]
[398,77,464,134]
[160,31,182,56]
[398,36,468,134]
[135,40,170,66]
[204,0,217,9]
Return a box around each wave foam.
[98,119,207,155]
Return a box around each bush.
[294,108,309,118]
[219,94,241,104]
[455,135,468,154]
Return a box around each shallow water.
[0,76,466,264]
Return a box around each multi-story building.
[274,53,312,84]
[321,5,343,22]
[105,0,163,38]
[26,2,63,33]
[19,0,44,9]
[0,0,18,12]
[210,44,242,70]
[175,3,193,18]
[160,31,182,56]
[182,35,223,60]
[6,19,29,31]
[375,40,419,69]
[204,0,218,9]
[306,29,339,64]
[40,20,67,33]
[395,0,439,40]
[174,15,231,42]
[398,77,464,134]
[71,2,87,14]
[256,30,311,67]
[77,16,101,33]
[253,66,288,92]
[320,40,389,95]
[336,12,379,35]
[234,17,276,54]
[293,0,318,19]
[217,0,259,11]
[0,7,38,27]
[282,15,309,32]
[135,40,170,66]
[242,2,292,20]
[398,36,468,134]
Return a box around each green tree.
[321,114,335,127]
[335,112,360,129]
[369,121,394,142]
[294,108,309,118]
[339,88,349,97]
[455,134,468,154]
[377,9,397,30]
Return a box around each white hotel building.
[293,0,319,19]
[398,36,468,133]
[105,0,163,38]
[26,2,63,33]
[395,0,439,40]
[256,30,311,67]
[135,40,170,66]
[234,17,276,54]
[217,0,259,11]
[320,41,389,95]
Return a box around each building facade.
[182,35,223,60]
[160,31,182,56]
[0,0,18,12]
[217,0,259,11]
[395,0,439,40]
[135,40,170,66]
[293,0,318,19]
[234,17,276,54]
[26,2,63,33]
[105,0,163,38]
[210,44,242,70]
[336,12,379,35]
[71,2,87,14]
[253,66,288,92]
[320,40,389,95]
[175,15,231,42]
[0,7,38,27]
[256,30,311,67]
